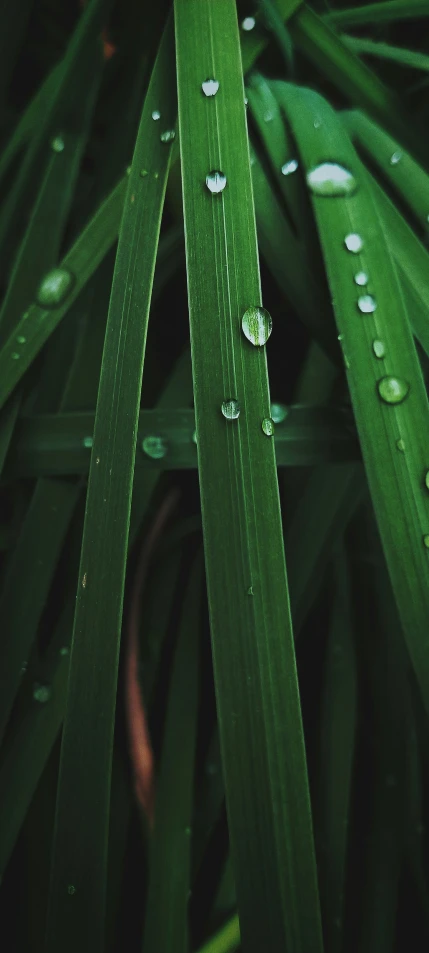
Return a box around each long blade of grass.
[341,34,429,72]
[44,19,176,953]
[175,3,323,951]
[323,1,429,29]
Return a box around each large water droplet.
[36,268,74,308]
[206,170,227,194]
[33,683,51,703]
[358,294,377,313]
[306,162,357,197]
[202,78,219,97]
[281,159,298,176]
[270,402,288,423]
[221,399,240,420]
[344,233,363,253]
[51,135,65,153]
[261,417,275,436]
[396,438,406,452]
[160,129,175,143]
[354,271,368,286]
[372,339,385,359]
[142,436,167,459]
[152,110,161,121]
[390,151,403,166]
[241,306,272,346]
[377,376,410,405]
[242,16,256,30]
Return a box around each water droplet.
[378,376,410,405]
[396,438,406,452]
[242,16,256,31]
[16,335,26,344]
[36,267,74,308]
[21,661,27,675]
[247,586,254,596]
[270,403,288,423]
[160,129,175,143]
[152,110,161,121]
[67,885,76,896]
[51,136,65,153]
[140,169,148,177]
[357,294,377,314]
[142,435,167,459]
[306,162,357,198]
[192,430,197,444]
[202,78,219,97]
[344,233,363,253]
[126,165,132,176]
[261,417,275,436]
[60,646,69,657]
[33,683,51,703]
[354,271,368,286]
[425,471,429,490]
[424,535,429,549]
[372,339,385,359]
[82,572,87,588]
[11,352,19,360]
[185,826,192,836]
[206,170,227,194]
[264,111,274,122]
[313,119,322,129]
[83,436,93,449]
[281,159,298,176]
[244,97,248,106]
[241,306,272,346]
[221,399,240,420]
[390,151,403,166]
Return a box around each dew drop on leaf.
[202,78,219,97]
[51,135,65,153]
[142,436,167,459]
[241,16,256,30]
[36,267,74,307]
[396,438,406,452]
[16,335,26,344]
[377,376,410,405]
[358,294,377,314]
[11,352,19,359]
[423,534,429,549]
[83,436,93,448]
[160,129,175,143]
[152,110,161,121]
[67,885,76,896]
[306,162,357,197]
[192,430,197,444]
[261,417,275,436]
[390,151,403,166]
[344,233,364,253]
[425,471,429,490]
[206,170,227,193]
[281,159,298,176]
[270,402,288,423]
[372,339,385,359]
[221,399,240,420]
[241,306,272,346]
[354,271,368,286]
[33,683,51,703]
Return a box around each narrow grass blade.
[240,0,302,74]
[0,62,62,188]
[323,1,429,29]
[175,3,323,951]
[196,914,240,953]
[341,35,429,72]
[278,83,429,717]
[44,20,176,953]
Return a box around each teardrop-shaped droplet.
[261,417,275,436]
[241,306,272,346]
[425,470,429,490]
[306,162,357,198]
[270,402,288,423]
[221,399,240,420]
[202,78,219,97]
[390,151,403,166]
[83,436,93,449]
[345,233,364,253]
[36,267,74,308]
[33,682,51,703]
[372,339,385,359]
[142,435,167,459]
[242,16,256,30]
[396,438,406,452]
[206,170,227,194]
[423,535,429,549]
[358,294,377,314]
[377,376,410,405]
[281,159,298,176]
[354,271,368,286]
[51,135,65,153]
[160,129,175,143]
[152,110,161,121]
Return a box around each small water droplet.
[425,471,429,490]
[242,16,256,31]
[241,306,272,346]
[244,97,248,106]
[378,376,410,405]
[192,430,197,445]
[270,403,288,423]
[67,885,76,896]
[140,169,148,177]
[83,436,93,449]
[247,585,254,596]
[60,646,69,657]
[345,233,364,253]
[160,129,175,144]
[36,267,74,308]
[51,136,65,153]
[281,159,298,176]
[424,535,429,549]
[206,170,227,194]
[306,162,357,198]
[152,110,161,121]
[396,438,406,452]
[16,335,26,344]
[313,118,322,129]
[33,683,51,703]
[221,399,240,420]
[264,111,273,122]
[185,826,192,836]
[11,352,19,359]
[261,417,275,436]
[354,271,368,286]
[372,339,385,359]
[390,151,403,166]
[82,572,87,588]
[142,435,167,459]
[202,78,219,97]
[357,294,377,314]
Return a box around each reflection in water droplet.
[142,436,167,459]
[281,159,298,176]
[51,136,65,153]
[241,306,272,346]
[270,403,288,423]
[372,339,386,359]
[261,417,275,436]
[33,683,51,703]
[344,233,363,253]
[378,376,410,405]
[152,110,161,121]
[390,151,403,166]
[160,129,175,143]
[242,16,256,30]
[36,267,74,307]
[358,294,377,313]
[306,162,357,197]
[83,436,93,448]
[202,78,219,97]
[423,535,429,549]
[396,438,406,452]
[192,430,197,445]
[354,271,368,286]
[206,170,227,193]
[221,399,240,420]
